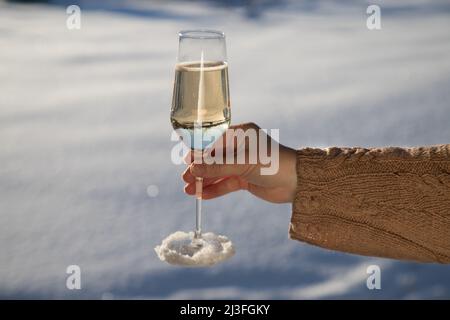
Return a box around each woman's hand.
[182,122,298,203]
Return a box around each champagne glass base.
[155,231,234,267]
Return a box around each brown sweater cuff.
[289,145,450,263]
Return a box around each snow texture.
[1,0,450,299]
[155,231,234,267]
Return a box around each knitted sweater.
[289,145,450,263]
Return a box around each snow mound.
[155,231,235,267]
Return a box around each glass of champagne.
[155,30,234,267]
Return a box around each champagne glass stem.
[195,177,203,239]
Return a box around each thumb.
[190,163,254,179]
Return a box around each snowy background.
[1,0,450,299]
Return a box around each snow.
[155,231,234,267]
[1,0,450,299]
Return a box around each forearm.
[289,144,450,263]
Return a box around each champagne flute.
[155,30,234,266]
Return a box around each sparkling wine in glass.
[155,30,234,267]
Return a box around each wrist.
[281,145,298,203]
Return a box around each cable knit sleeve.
[289,145,450,263]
